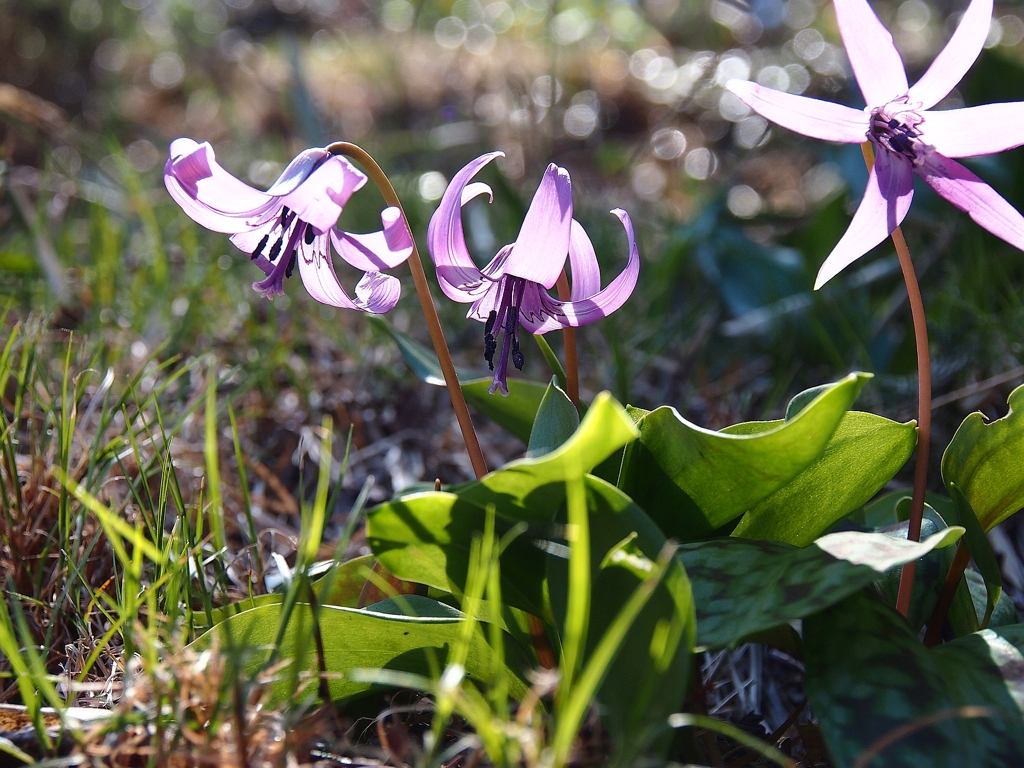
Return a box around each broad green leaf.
[730,412,918,544]
[526,377,579,458]
[547,477,694,762]
[194,600,532,704]
[679,528,961,650]
[942,383,1024,531]
[619,373,872,538]
[805,592,1024,767]
[369,314,547,442]
[949,484,1003,628]
[856,489,955,528]
[964,568,1020,629]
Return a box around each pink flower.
[164,139,412,313]
[726,0,1024,288]
[428,152,639,396]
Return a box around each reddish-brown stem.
[555,270,579,407]
[327,142,488,480]
[923,541,972,646]
[860,142,931,618]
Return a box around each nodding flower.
[164,139,412,313]
[726,0,1024,289]
[427,152,639,396]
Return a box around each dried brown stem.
[327,142,488,480]
[860,142,932,618]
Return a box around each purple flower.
[164,138,412,313]
[726,0,1024,289]
[428,152,639,396]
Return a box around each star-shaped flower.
[428,152,639,395]
[165,139,412,313]
[726,0,1024,288]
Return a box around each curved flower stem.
[556,270,580,408]
[327,142,488,480]
[861,142,932,618]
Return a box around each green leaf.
[547,477,694,762]
[963,569,1021,629]
[194,600,533,704]
[730,412,918,545]
[368,314,548,442]
[678,528,961,651]
[949,484,1003,628]
[805,592,1024,767]
[619,373,873,539]
[526,377,579,458]
[942,383,1024,531]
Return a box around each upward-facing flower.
[726,0,1024,289]
[164,138,412,313]
[428,152,639,396]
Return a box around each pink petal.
[164,139,276,233]
[814,151,915,289]
[501,164,573,289]
[263,147,330,196]
[568,219,601,301]
[519,209,640,333]
[920,102,1024,157]
[908,0,993,109]
[917,152,1024,253]
[725,82,870,143]
[296,236,400,313]
[426,152,504,302]
[330,206,413,271]
[833,0,909,106]
[280,156,367,234]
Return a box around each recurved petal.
[725,82,870,143]
[519,209,640,333]
[264,147,331,196]
[568,219,601,301]
[833,0,909,106]
[427,152,504,302]
[296,236,401,313]
[920,102,1024,157]
[502,163,573,289]
[814,150,915,289]
[917,151,1024,253]
[330,206,413,271]
[280,156,367,234]
[909,0,993,109]
[164,139,276,233]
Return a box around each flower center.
[484,276,527,396]
[869,98,925,162]
[251,206,313,297]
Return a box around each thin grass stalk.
[325,142,488,479]
[860,142,932,618]
[555,271,579,407]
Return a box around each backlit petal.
[280,156,367,234]
[519,209,640,333]
[909,0,993,109]
[815,151,915,289]
[331,206,413,271]
[427,152,504,302]
[568,219,601,301]
[164,139,276,232]
[920,102,1024,157]
[833,0,909,106]
[917,152,1024,252]
[502,164,573,289]
[264,147,330,196]
[296,235,400,313]
[726,82,870,143]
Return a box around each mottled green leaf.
[679,528,960,650]
[526,377,579,458]
[949,484,1003,628]
[193,600,532,704]
[942,383,1024,531]
[619,373,871,538]
[805,592,1024,767]
[731,412,918,545]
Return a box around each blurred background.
[2,0,1024,500]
